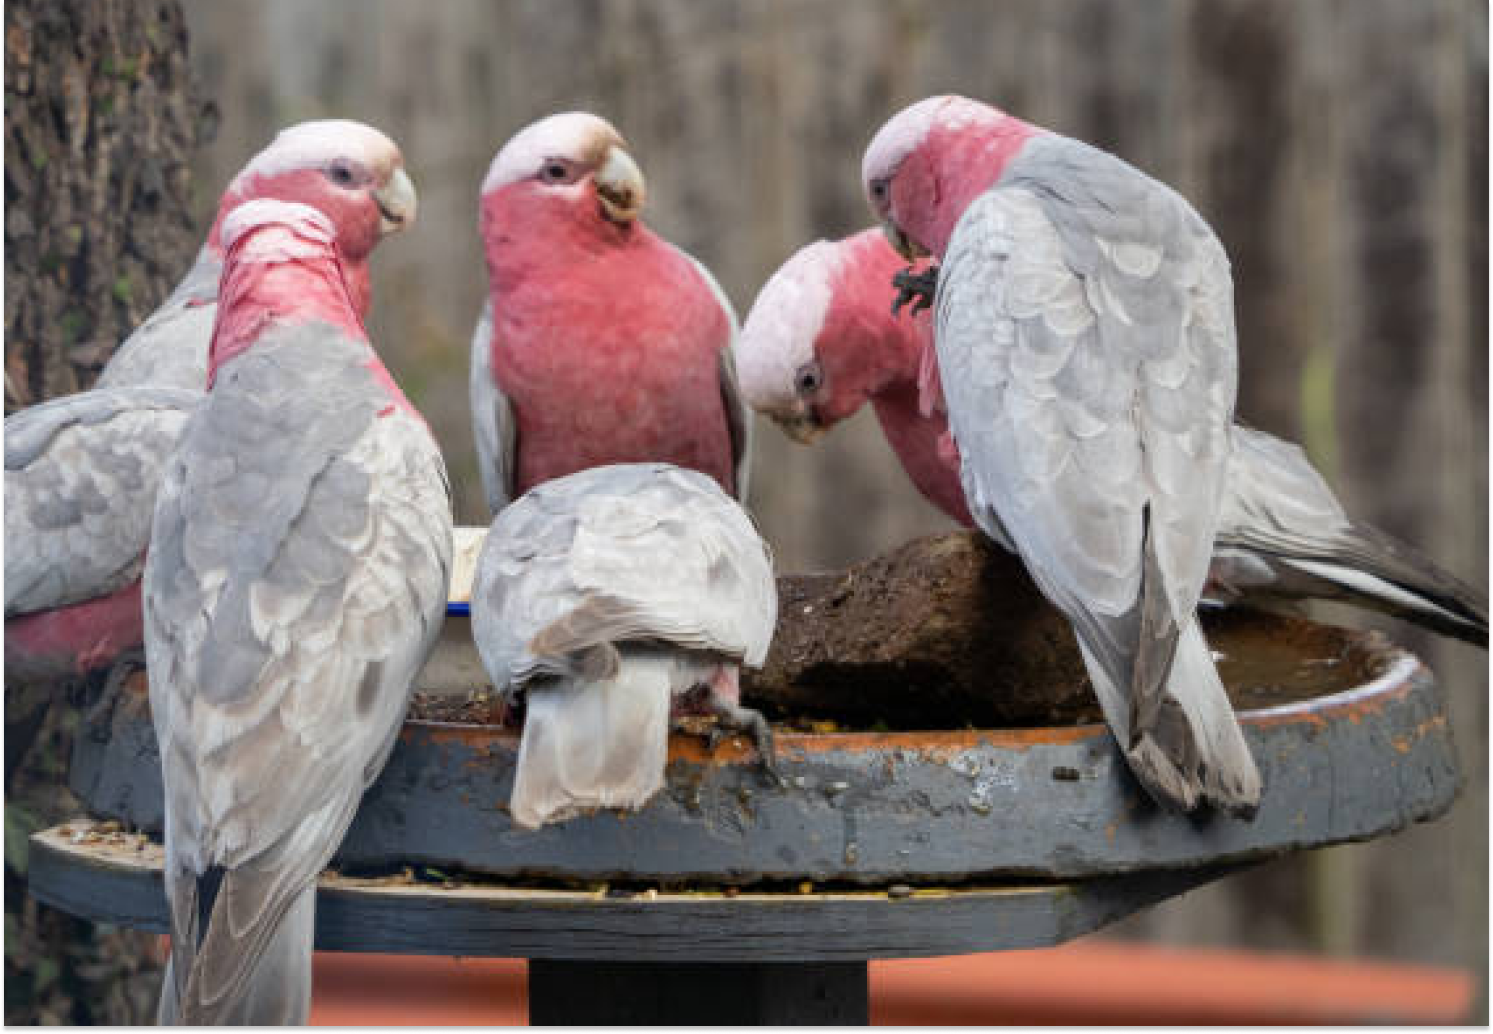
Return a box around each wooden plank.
[27,823,1230,961]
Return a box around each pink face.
[862,95,1032,260]
[478,112,647,255]
[206,121,416,265]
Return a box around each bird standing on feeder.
[145,200,452,1024]
[860,95,1260,815]
[735,229,1488,647]
[471,463,777,830]
[5,121,419,686]
[470,112,751,514]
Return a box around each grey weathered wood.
[67,629,1458,885]
[27,824,1232,961]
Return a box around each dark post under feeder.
[30,533,1464,1025]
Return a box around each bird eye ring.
[540,160,572,184]
[795,360,824,396]
[327,160,356,186]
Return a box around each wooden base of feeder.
[29,822,1235,1024]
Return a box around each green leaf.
[5,805,42,874]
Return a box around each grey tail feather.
[1097,621,1261,820]
[1313,520,1487,647]
[195,864,225,946]
[1229,518,1488,648]
[173,880,316,1025]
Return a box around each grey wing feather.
[675,246,753,501]
[96,246,221,390]
[937,138,1257,812]
[469,299,519,516]
[6,386,198,615]
[1215,424,1488,646]
[471,462,776,695]
[146,326,453,1023]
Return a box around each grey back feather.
[6,386,198,615]
[145,320,452,1023]
[96,245,221,391]
[471,462,776,695]
[469,299,519,516]
[935,134,1257,812]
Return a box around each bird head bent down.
[738,230,935,444]
[862,95,1037,262]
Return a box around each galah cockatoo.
[737,229,1488,646]
[144,200,452,1024]
[99,119,417,390]
[471,112,751,514]
[471,463,777,830]
[861,95,1259,814]
[6,387,197,681]
[5,121,417,684]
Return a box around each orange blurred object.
[305,940,1474,1026]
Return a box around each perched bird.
[861,95,1259,814]
[737,229,1488,646]
[471,112,750,514]
[471,463,777,830]
[4,120,417,683]
[6,387,198,682]
[99,119,417,391]
[145,200,452,1024]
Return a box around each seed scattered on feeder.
[888,884,913,899]
[1051,766,1081,782]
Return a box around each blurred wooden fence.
[181,0,1487,1016]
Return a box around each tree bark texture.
[4,0,208,1022]
[4,0,206,411]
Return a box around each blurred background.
[5,0,1487,1023]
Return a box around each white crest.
[232,120,400,189]
[736,240,841,413]
[861,95,1003,192]
[482,112,622,195]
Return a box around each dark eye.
[539,160,572,184]
[327,160,356,186]
[870,179,889,201]
[795,360,824,396]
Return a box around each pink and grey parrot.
[737,229,1488,646]
[144,200,452,1024]
[5,387,197,682]
[99,120,417,391]
[471,463,777,829]
[471,112,751,513]
[860,95,1259,814]
[4,121,417,684]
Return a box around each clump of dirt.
[743,532,1096,729]
[409,689,511,726]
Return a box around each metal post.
[527,960,870,1025]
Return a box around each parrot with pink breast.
[736,228,1488,647]
[144,200,451,1024]
[470,112,751,513]
[857,95,1260,814]
[5,121,417,687]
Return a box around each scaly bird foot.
[706,699,783,788]
[891,265,940,317]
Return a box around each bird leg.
[891,264,940,317]
[697,665,782,786]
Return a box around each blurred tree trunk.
[3,0,204,410]
[4,0,208,1022]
